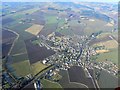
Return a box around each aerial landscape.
[1,1,119,89]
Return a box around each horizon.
[1,0,120,3]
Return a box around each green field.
[8,23,33,55]
[98,70,118,88]
[96,48,118,64]
[31,62,48,75]
[11,53,29,64]
[11,60,31,77]
[41,78,63,89]
[82,18,114,36]
[45,15,58,24]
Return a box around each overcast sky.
[1,0,120,2]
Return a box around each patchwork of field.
[81,19,114,36]
[7,23,34,55]
[25,24,44,35]
[89,32,118,64]
[2,2,118,89]
[25,39,56,64]
[58,70,88,88]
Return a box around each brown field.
[25,24,44,35]
[96,50,109,54]
[94,40,118,49]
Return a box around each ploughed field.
[25,38,56,64]
[2,18,15,25]
[68,66,95,88]
[2,30,17,58]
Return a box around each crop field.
[94,40,118,49]
[2,43,12,58]
[2,30,17,58]
[9,53,29,64]
[96,50,109,54]
[58,70,87,88]
[81,19,114,36]
[68,66,95,88]
[98,70,118,88]
[96,48,118,64]
[25,24,44,35]
[41,79,62,89]
[31,62,48,75]
[8,23,34,55]
[2,30,17,41]
[28,10,45,25]
[2,18,15,25]
[68,20,85,35]
[40,23,58,36]
[39,15,58,36]
[11,60,31,77]
[89,35,112,46]
[25,39,56,64]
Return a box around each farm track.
[109,35,118,45]
[2,27,19,56]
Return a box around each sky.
[1,0,120,2]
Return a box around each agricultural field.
[25,39,55,64]
[96,48,118,64]
[41,78,62,89]
[58,70,88,88]
[81,18,114,36]
[31,62,48,75]
[25,24,44,35]
[68,66,95,88]
[11,60,31,77]
[89,32,118,65]
[10,53,29,64]
[8,23,34,55]
[93,40,118,49]
[2,2,118,89]
[27,10,46,25]
[2,30,17,58]
[98,70,118,88]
